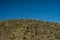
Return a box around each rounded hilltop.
[0,19,60,40]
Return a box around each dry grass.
[0,19,60,40]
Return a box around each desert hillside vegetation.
[0,19,60,40]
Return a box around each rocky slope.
[0,19,60,40]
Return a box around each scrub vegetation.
[0,19,60,40]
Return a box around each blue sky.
[0,0,60,23]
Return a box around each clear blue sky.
[0,0,60,23]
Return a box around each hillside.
[0,19,60,40]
